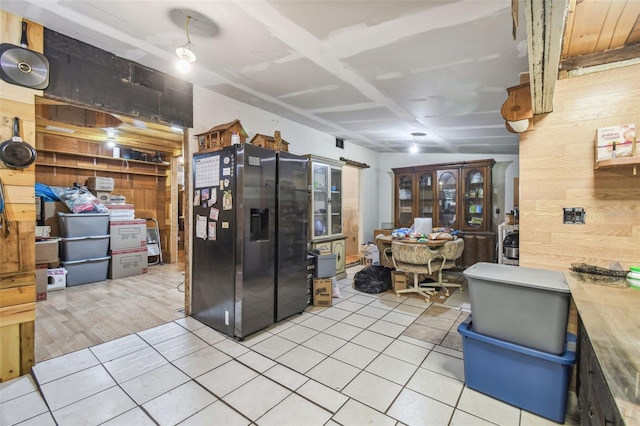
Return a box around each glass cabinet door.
[312,164,329,237]
[438,171,458,228]
[396,174,414,228]
[462,167,489,231]
[417,172,435,222]
[330,167,342,235]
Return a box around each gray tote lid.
[464,262,570,293]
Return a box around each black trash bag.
[354,266,392,294]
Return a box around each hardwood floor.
[35,263,186,363]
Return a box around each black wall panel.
[44,29,193,128]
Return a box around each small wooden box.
[195,119,248,151]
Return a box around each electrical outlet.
[563,207,585,224]
[495,208,500,214]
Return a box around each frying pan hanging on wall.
[0,117,37,169]
[0,21,49,90]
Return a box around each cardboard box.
[47,267,67,291]
[359,244,379,266]
[91,190,112,204]
[43,201,70,236]
[596,123,635,161]
[35,226,51,238]
[87,176,115,191]
[110,195,126,204]
[110,220,147,250]
[106,204,135,220]
[313,278,332,307]
[36,238,60,264]
[109,247,148,279]
[392,270,408,292]
[36,264,48,301]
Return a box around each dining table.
[375,234,449,268]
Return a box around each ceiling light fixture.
[176,15,196,73]
[410,132,425,154]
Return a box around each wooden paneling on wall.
[34,133,177,262]
[519,64,640,271]
[0,11,42,381]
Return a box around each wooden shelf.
[36,162,167,177]
[36,148,170,177]
[594,156,640,169]
[37,149,170,167]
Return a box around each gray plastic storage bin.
[60,235,110,261]
[311,252,336,278]
[464,262,570,355]
[61,256,110,286]
[57,212,110,238]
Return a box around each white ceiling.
[1,0,529,154]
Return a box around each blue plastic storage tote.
[458,318,576,423]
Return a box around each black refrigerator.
[191,144,308,339]
[275,151,309,321]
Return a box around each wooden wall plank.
[19,321,34,375]
[519,64,640,271]
[0,101,36,124]
[0,272,34,290]
[594,1,629,52]
[0,286,35,308]
[0,168,35,186]
[611,1,640,47]
[567,0,613,56]
[4,185,34,204]
[0,9,39,383]
[0,303,35,328]
[0,324,21,381]
[0,84,42,107]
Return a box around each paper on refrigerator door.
[195,155,220,188]
[196,215,208,239]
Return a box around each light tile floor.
[1,266,581,426]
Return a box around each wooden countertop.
[565,273,640,424]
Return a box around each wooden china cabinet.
[392,159,496,267]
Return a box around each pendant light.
[176,16,196,72]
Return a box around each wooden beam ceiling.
[525,0,569,115]
[35,97,183,156]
